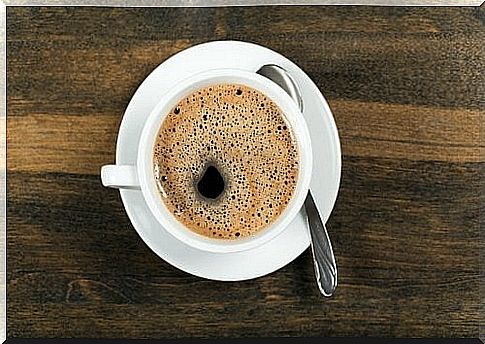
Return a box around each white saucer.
[116,41,341,281]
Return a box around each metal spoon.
[257,64,338,296]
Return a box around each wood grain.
[6,6,484,339]
[7,101,482,175]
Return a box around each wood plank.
[7,7,483,118]
[0,117,5,171]
[7,33,483,115]
[6,101,482,175]
[7,113,120,174]
[7,40,193,117]
[6,7,218,43]
[7,295,477,338]
[7,154,480,337]
[223,6,483,35]
[333,100,483,163]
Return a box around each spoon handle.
[304,192,337,296]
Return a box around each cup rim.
[137,68,313,253]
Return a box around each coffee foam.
[153,84,299,240]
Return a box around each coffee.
[153,84,299,240]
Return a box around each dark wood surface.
[6,6,484,339]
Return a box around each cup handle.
[101,165,140,190]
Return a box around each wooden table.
[6,6,483,339]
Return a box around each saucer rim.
[116,40,341,281]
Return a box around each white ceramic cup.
[101,68,313,253]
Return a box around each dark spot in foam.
[196,164,225,201]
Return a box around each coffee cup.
[101,68,312,253]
